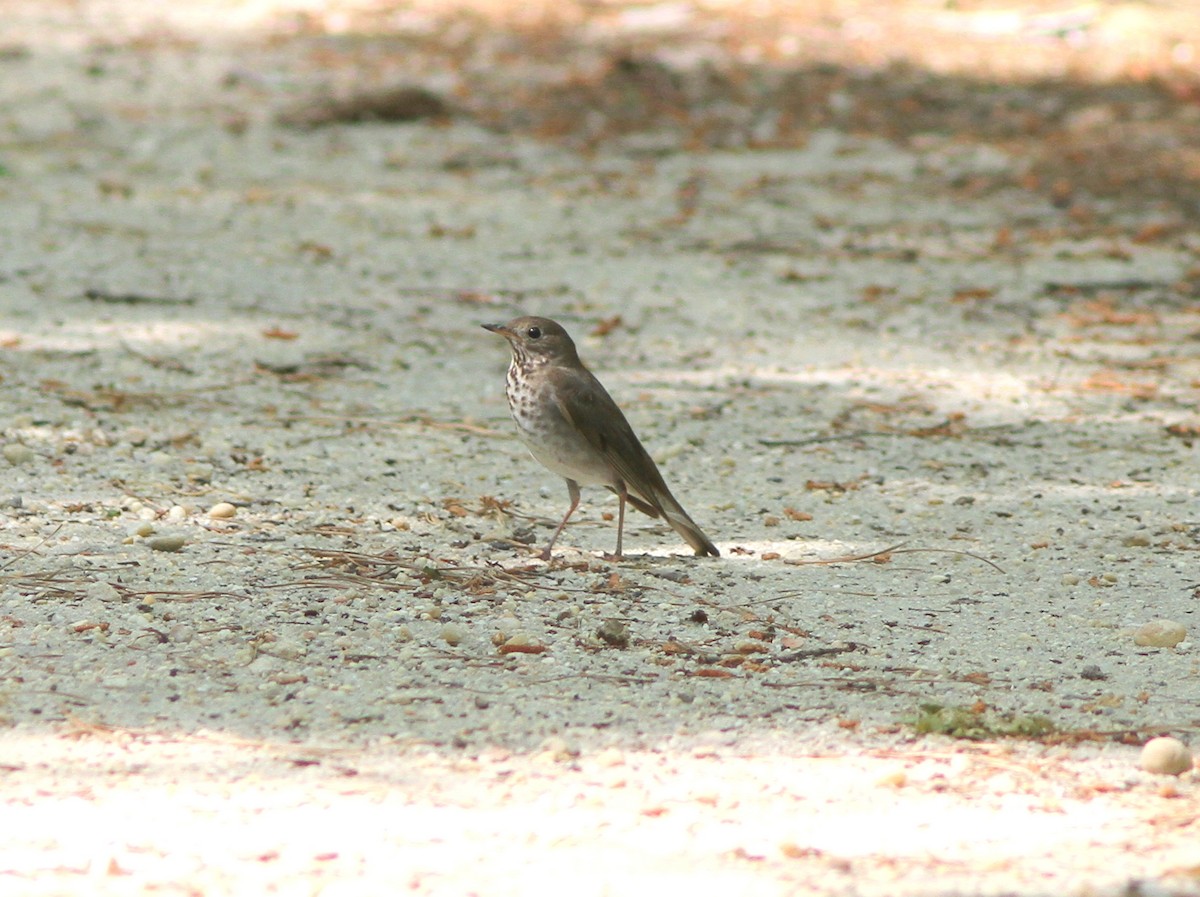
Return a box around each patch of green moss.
[907,703,1057,740]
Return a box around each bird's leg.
[541,479,581,560]
[613,481,627,559]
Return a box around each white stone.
[1140,737,1193,776]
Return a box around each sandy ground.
[1,1,1199,894]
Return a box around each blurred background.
[8,0,1200,220]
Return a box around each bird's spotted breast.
[503,360,611,485]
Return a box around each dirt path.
[1,2,1198,894]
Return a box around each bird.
[483,315,719,559]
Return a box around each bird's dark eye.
[526,326,542,339]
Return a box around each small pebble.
[167,505,188,522]
[147,535,186,553]
[594,746,626,768]
[441,622,467,646]
[134,522,155,538]
[536,736,578,762]
[3,443,35,466]
[208,501,237,519]
[147,451,174,468]
[1080,664,1107,681]
[272,640,306,660]
[1134,620,1187,648]
[185,464,213,483]
[596,618,630,648]
[734,639,769,655]
[85,581,122,602]
[499,633,546,654]
[1140,736,1193,776]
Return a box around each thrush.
[483,316,719,559]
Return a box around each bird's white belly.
[518,429,611,486]
[507,366,612,486]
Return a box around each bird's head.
[482,316,581,366]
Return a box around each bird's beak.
[482,323,511,336]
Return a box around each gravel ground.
[1,2,1198,894]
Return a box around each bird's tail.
[630,488,719,557]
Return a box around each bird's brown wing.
[548,364,719,556]
[547,365,671,506]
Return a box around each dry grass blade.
[279,413,507,438]
[119,590,252,603]
[0,567,110,599]
[784,543,908,566]
[0,523,65,571]
[784,543,1005,573]
[259,575,414,593]
[887,547,1006,574]
[297,547,549,591]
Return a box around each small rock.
[166,505,188,522]
[1080,664,1107,681]
[1122,534,1151,548]
[147,451,174,468]
[185,464,213,483]
[85,581,122,602]
[596,618,630,648]
[441,622,467,646]
[147,535,186,553]
[651,568,689,583]
[133,522,155,538]
[734,639,769,655]
[1134,620,1187,648]
[594,746,626,768]
[498,633,546,654]
[208,501,237,519]
[3,443,35,466]
[272,640,306,660]
[1140,736,1193,776]
[536,736,579,762]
